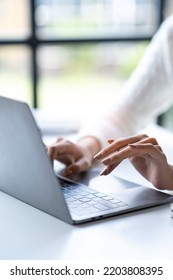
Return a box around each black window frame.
[0,0,165,109]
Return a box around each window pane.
[0,46,32,105]
[0,0,30,39]
[37,43,147,121]
[161,106,173,132]
[35,0,160,39]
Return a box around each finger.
[155,145,163,152]
[95,135,158,161]
[101,143,164,166]
[101,145,132,165]
[138,137,162,152]
[109,136,158,146]
[56,154,74,166]
[138,137,158,146]
[94,134,148,160]
[47,138,66,161]
[47,141,76,158]
[64,158,90,176]
[100,162,120,176]
[128,143,165,161]
[47,146,58,161]
[108,139,115,144]
[56,136,64,143]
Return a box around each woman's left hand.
[94,134,173,190]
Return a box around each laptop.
[0,96,173,225]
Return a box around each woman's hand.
[94,134,173,190]
[47,136,100,176]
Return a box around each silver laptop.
[0,96,172,225]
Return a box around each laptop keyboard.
[60,181,128,216]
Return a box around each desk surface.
[1,124,173,260]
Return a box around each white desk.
[1,124,173,260]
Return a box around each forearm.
[109,16,173,135]
[78,16,173,148]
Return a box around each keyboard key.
[93,197,102,202]
[116,202,128,207]
[99,201,119,209]
[67,204,79,209]
[77,203,90,209]
[103,196,117,200]
[110,198,121,203]
[63,193,71,198]
[94,203,111,211]
[86,189,98,194]
[86,194,96,199]
[73,200,83,205]
[71,194,85,199]
[87,201,98,206]
[79,197,91,203]
[95,192,107,198]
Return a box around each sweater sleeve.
[78,15,173,148]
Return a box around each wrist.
[77,136,101,160]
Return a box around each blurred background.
[0,0,173,133]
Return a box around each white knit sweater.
[78,15,173,148]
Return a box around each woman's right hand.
[47,136,100,176]
[94,134,173,190]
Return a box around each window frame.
[0,0,165,108]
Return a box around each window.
[0,0,30,39]
[0,46,31,104]
[35,0,161,39]
[0,0,164,124]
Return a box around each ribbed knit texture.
[78,15,173,148]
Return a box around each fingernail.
[100,169,108,176]
[128,144,137,148]
[94,153,102,159]
[108,139,114,144]
[64,169,72,176]
[102,158,110,165]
